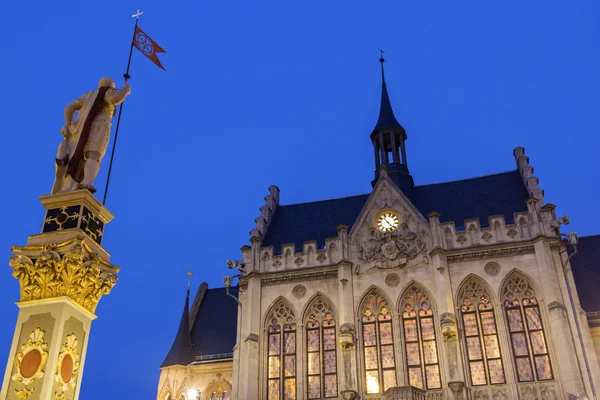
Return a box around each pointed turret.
[370,54,413,194]
[161,288,195,367]
[374,59,404,131]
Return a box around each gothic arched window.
[361,290,397,394]
[459,278,506,386]
[401,286,441,390]
[503,274,553,382]
[267,300,297,400]
[305,296,338,399]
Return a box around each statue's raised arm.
[106,81,131,106]
[51,77,131,195]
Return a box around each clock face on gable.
[376,211,400,232]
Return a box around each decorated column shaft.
[1,190,118,400]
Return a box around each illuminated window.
[401,286,441,390]
[267,300,297,400]
[459,278,506,386]
[361,290,397,394]
[305,297,338,399]
[503,274,553,382]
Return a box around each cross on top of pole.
[132,9,144,19]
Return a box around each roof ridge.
[578,234,600,240]
[278,170,519,207]
[280,193,369,207]
[414,170,518,188]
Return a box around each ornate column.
[337,254,357,399]
[236,235,262,400]
[1,190,118,400]
[428,212,466,399]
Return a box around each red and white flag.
[133,26,166,70]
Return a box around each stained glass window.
[361,291,397,394]
[267,301,297,400]
[459,279,506,386]
[305,297,338,399]
[401,286,441,390]
[503,274,553,382]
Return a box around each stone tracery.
[400,285,441,390]
[266,299,297,400]
[458,277,505,386]
[502,272,553,382]
[305,295,338,399]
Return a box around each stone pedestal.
[0,190,118,400]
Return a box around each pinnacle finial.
[372,50,403,133]
[187,269,193,290]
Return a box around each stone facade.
[157,152,600,399]
[157,60,600,399]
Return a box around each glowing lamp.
[186,388,198,400]
[366,374,379,394]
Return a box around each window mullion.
[320,325,325,398]
[475,310,489,385]
[415,314,425,389]
[521,305,538,381]
[376,320,383,392]
[280,328,285,400]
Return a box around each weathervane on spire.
[378,48,385,63]
[187,269,194,290]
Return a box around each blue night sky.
[0,1,598,398]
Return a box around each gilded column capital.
[10,237,118,313]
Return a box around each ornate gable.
[349,174,432,271]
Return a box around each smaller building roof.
[161,290,195,367]
[570,235,600,313]
[190,287,238,358]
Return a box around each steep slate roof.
[161,290,195,367]
[570,235,600,313]
[374,63,404,132]
[262,170,529,253]
[190,287,238,357]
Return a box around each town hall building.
[157,59,600,400]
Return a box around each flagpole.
[102,10,142,205]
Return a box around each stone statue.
[52,77,131,194]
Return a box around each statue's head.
[98,77,115,88]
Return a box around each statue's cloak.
[66,86,110,182]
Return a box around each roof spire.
[374,49,403,130]
[370,51,412,192]
[161,276,195,367]
[379,48,386,81]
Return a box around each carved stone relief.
[472,387,510,400]
[481,232,493,243]
[292,285,306,299]
[204,373,233,399]
[339,323,355,350]
[484,261,501,276]
[10,240,117,313]
[517,382,559,400]
[385,274,400,287]
[358,223,427,268]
